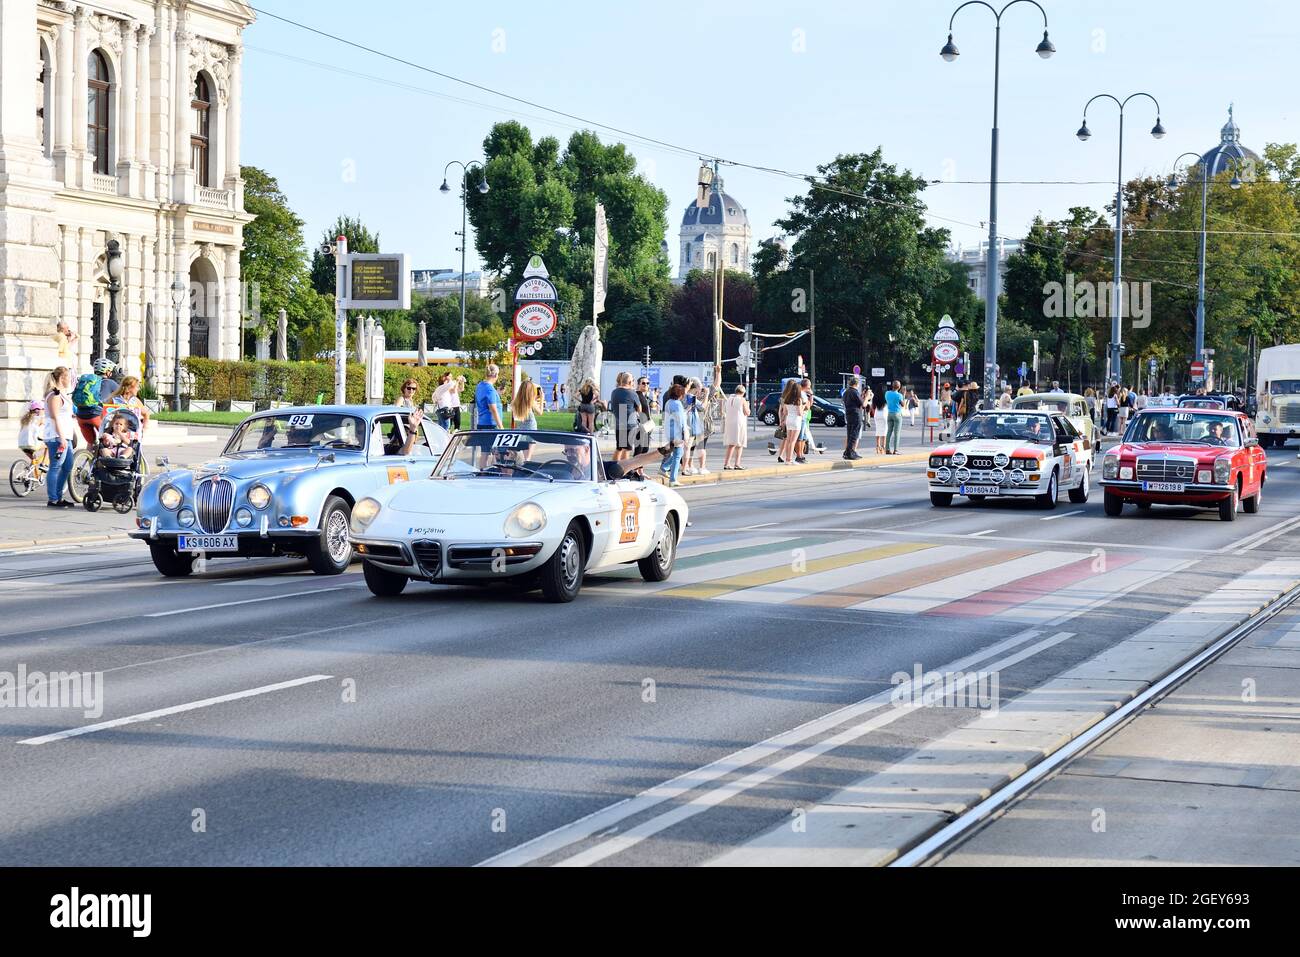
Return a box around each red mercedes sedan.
[1099,408,1267,521]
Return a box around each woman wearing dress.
[777,379,803,465]
[722,384,750,470]
[871,387,889,454]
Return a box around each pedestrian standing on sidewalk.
[906,387,920,426]
[608,371,639,463]
[394,378,419,409]
[842,376,864,460]
[871,386,888,454]
[572,379,600,434]
[475,364,504,431]
[797,377,816,462]
[1116,385,1132,436]
[660,382,688,487]
[1104,385,1119,435]
[510,379,542,430]
[689,384,717,476]
[432,372,460,430]
[885,380,904,454]
[722,384,750,470]
[997,386,1013,410]
[42,367,75,508]
[1084,387,1097,427]
[633,375,653,455]
[777,379,802,465]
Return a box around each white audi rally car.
[926,409,1093,509]
[349,429,689,602]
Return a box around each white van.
[1255,344,1300,447]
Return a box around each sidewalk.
[941,602,1300,867]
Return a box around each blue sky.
[241,0,1299,275]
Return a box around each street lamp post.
[1076,92,1166,386]
[941,0,1055,407]
[105,239,123,365]
[171,278,186,412]
[439,161,490,341]
[1167,149,1245,372]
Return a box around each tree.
[755,150,950,373]
[240,167,310,345]
[458,321,509,367]
[310,215,380,295]
[408,294,500,350]
[665,270,757,362]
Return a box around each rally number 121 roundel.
[513,302,558,342]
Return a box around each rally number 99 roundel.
[513,302,558,341]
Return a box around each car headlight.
[247,484,272,510]
[1198,470,1212,484]
[178,508,196,527]
[929,455,951,468]
[159,485,183,510]
[1010,469,1026,485]
[505,502,547,538]
[951,452,967,467]
[991,467,1007,485]
[1102,455,1119,480]
[235,508,254,528]
[1213,457,1231,483]
[351,497,382,533]
[993,453,1009,468]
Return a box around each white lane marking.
[145,585,358,618]
[555,632,1077,868]
[968,529,997,537]
[854,551,1081,614]
[1040,509,1086,522]
[476,627,1052,868]
[835,505,896,514]
[1233,513,1300,553]
[693,527,1219,555]
[18,674,334,745]
[738,522,778,530]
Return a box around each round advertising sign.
[513,302,558,342]
[933,341,960,364]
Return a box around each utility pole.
[809,268,816,393]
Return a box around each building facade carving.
[0,0,255,416]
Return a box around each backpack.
[72,373,103,417]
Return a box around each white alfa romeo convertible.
[349,430,689,602]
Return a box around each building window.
[191,74,211,187]
[87,49,110,175]
[37,41,50,154]
[731,243,739,265]
[707,252,716,268]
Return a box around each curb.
[667,451,930,486]
[0,531,134,553]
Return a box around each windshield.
[1128,411,1240,446]
[1268,379,1300,395]
[954,412,1054,443]
[1178,397,1225,409]
[1013,398,1069,414]
[226,413,365,453]
[433,430,597,482]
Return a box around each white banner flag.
[593,202,609,323]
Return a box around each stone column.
[53,14,74,180]
[118,18,136,176]
[172,19,191,203]
[224,246,241,360]
[72,5,89,188]
[136,23,152,198]
[224,41,242,201]
[0,0,62,416]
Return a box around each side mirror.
[1246,437,1260,448]
[316,452,335,466]
[155,455,170,469]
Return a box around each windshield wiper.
[511,463,556,482]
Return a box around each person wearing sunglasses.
[394,379,419,409]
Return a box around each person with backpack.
[72,358,115,447]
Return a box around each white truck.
[1255,344,1300,448]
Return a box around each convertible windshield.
[954,412,1055,443]
[1128,411,1241,446]
[434,430,597,482]
[226,413,365,453]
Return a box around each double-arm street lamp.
[941,0,1055,406]
[1076,93,1166,386]
[439,161,490,341]
[1167,149,1246,370]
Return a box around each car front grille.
[1136,456,1196,482]
[411,540,442,577]
[1279,403,1300,424]
[196,478,234,534]
[968,456,996,469]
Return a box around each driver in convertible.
[559,441,593,480]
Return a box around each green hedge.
[181,357,513,408]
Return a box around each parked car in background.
[131,406,449,577]
[756,392,846,427]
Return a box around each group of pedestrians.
[20,356,150,508]
[841,379,914,459]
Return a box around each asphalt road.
[2,449,1299,865]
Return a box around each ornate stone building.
[677,178,752,279]
[0,0,253,416]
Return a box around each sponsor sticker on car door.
[619,492,640,544]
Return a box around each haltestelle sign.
[513,302,558,342]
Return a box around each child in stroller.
[84,408,143,513]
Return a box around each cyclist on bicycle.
[17,401,46,468]
[72,358,116,447]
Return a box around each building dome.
[681,182,750,229]
[1198,104,1261,178]
[676,177,753,279]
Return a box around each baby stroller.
[84,407,144,514]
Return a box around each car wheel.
[1103,489,1124,517]
[1218,486,1239,522]
[930,491,953,507]
[540,522,585,602]
[149,542,194,577]
[761,411,778,426]
[823,412,838,427]
[1244,481,1262,514]
[638,516,677,582]
[363,560,409,596]
[1036,471,1059,510]
[305,495,353,575]
[1068,467,1090,503]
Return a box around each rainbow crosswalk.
[589,533,1177,621]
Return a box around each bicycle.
[9,456,48,497]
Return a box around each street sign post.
[1191,359,1206,380]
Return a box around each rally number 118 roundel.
[513,302,558,342]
